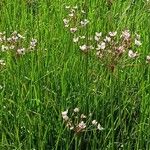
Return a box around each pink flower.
[78,121,86,129]
[121,30,130,40]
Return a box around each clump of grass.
[61,107,104,133]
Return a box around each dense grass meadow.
[0,0,150,149]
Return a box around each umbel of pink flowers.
[61,108,104,133]
[62,5,150,68]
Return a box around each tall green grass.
[0,0,150,149]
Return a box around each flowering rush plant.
[61,107,104,134]
[0,31,38,67]
[62,5,150,71]
[0,31,37,55]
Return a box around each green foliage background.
[0,0,150,149]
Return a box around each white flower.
[147,55,150,60]
[70,9,75,13]
[95,32,102,37]
[104,36,111,42]
[1,45,9,51]
[94,32,102,41]
[17,34,25,39]
[96,42,106,50]
[100,42,106,49]
[63,18,69,25]
[7,37,12,42]
[62,115,69,121]
[9,45,15,49]
[61,110,68,116]
[116,46,125,53]
[146,55,150,61]
[121,30,130,40]
[12,35,19,41]
[79,44,87,51]
[128,50,138,58]
[80,114,86,119]
[62,110,69,121]
[97,123,104,130]
[65,6,70,9]
[0,59,6,66]
[65,24,69,27]
[30,38,37,48]
[94,35,100,41]
[135,33,140,40]
[70,126,74,130]
[73,5,78,9]
[69,13,74,17]
[92,120,98,125]
[74,108,79,112]
[135,39,142,46]
[79,35,85,39]
[17,48,26,55]
[70,27,77,33]
[78,121,86,129]
[109,31,117,37]
[146,55,150,63]
[73,37,79,43]
[80,19,89,26]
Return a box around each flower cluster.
[63,5,150,70]
[95,30,140,60]
[63,5,89,29]
[0,31,38,67]
[63,5,94,53]
[0,31,37,55]
[93,30,149,70]
[61,108,104,133]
